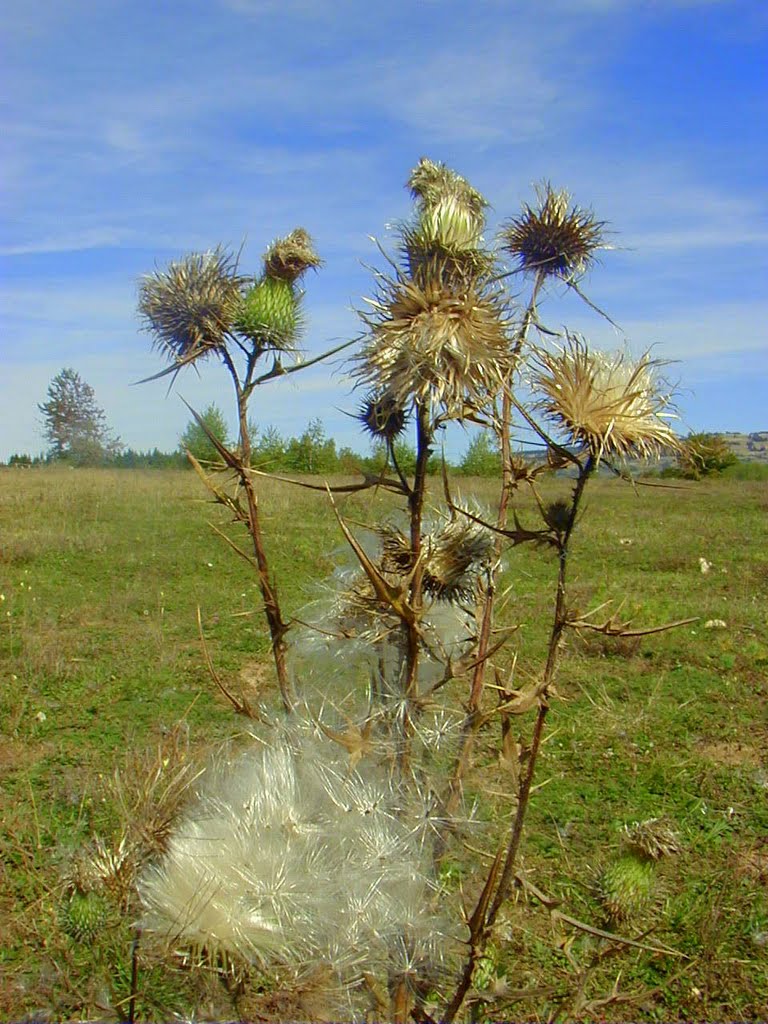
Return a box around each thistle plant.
[130,160,689,1022]
[139,229,341,712]
[600,819,681,923]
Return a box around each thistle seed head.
[263,228,321,283]
[355,272,513,418]
[531,335,680,460]
[138,247,245,365]
[543,499,571,533]
[379,508,494,604]
[500,182,606,281]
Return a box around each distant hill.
[720,431,768,464]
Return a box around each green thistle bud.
[236,275,301,350]
[61,889,109,944]
[599,853,655,923]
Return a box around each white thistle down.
[137,721,455,987]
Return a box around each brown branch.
[568,614,698,637]
[196,607,261,720]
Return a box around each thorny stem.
[444,273,544,817]
[221,349,295,712]
[442,454,596,1023]
[396,404,432,775]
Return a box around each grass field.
[1,466,767,1021]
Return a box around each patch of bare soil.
[696,740,763,768]
[734,839,768,885]
[0,738,53,774]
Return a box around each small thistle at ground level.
[60,888,110,944]
[499,181,607,281]
[599,853,655,923]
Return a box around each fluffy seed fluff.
[138,247,245,365]
[500,182,606,281]
[530,335,680,460]
[137,723,454,984]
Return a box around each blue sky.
[2,0,766,461]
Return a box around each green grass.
[1,467,767,1021]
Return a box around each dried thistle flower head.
[357,390,409,441]
[531,335,680,460]
[500,182,606,281]
[379,507,494,604]
[138,247,245,365]
[407,157,489,253]
[623,818,681,861]
[263,228,321,283]
[355,272,512,417]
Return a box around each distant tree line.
[15,368,747,480]
[14,368,510,474]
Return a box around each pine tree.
[179,403,230,464]
[39,368,121,465]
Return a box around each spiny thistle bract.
[355,272,513,418]
[138,247,245,365]
[235,229,320,351]
[235,275,302,351]
[530,334,680,460]
[357,390,409,441]
[599,853,655,923]
[137,723,455,994]
[499,181,606,281]
[60,888,109,944]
